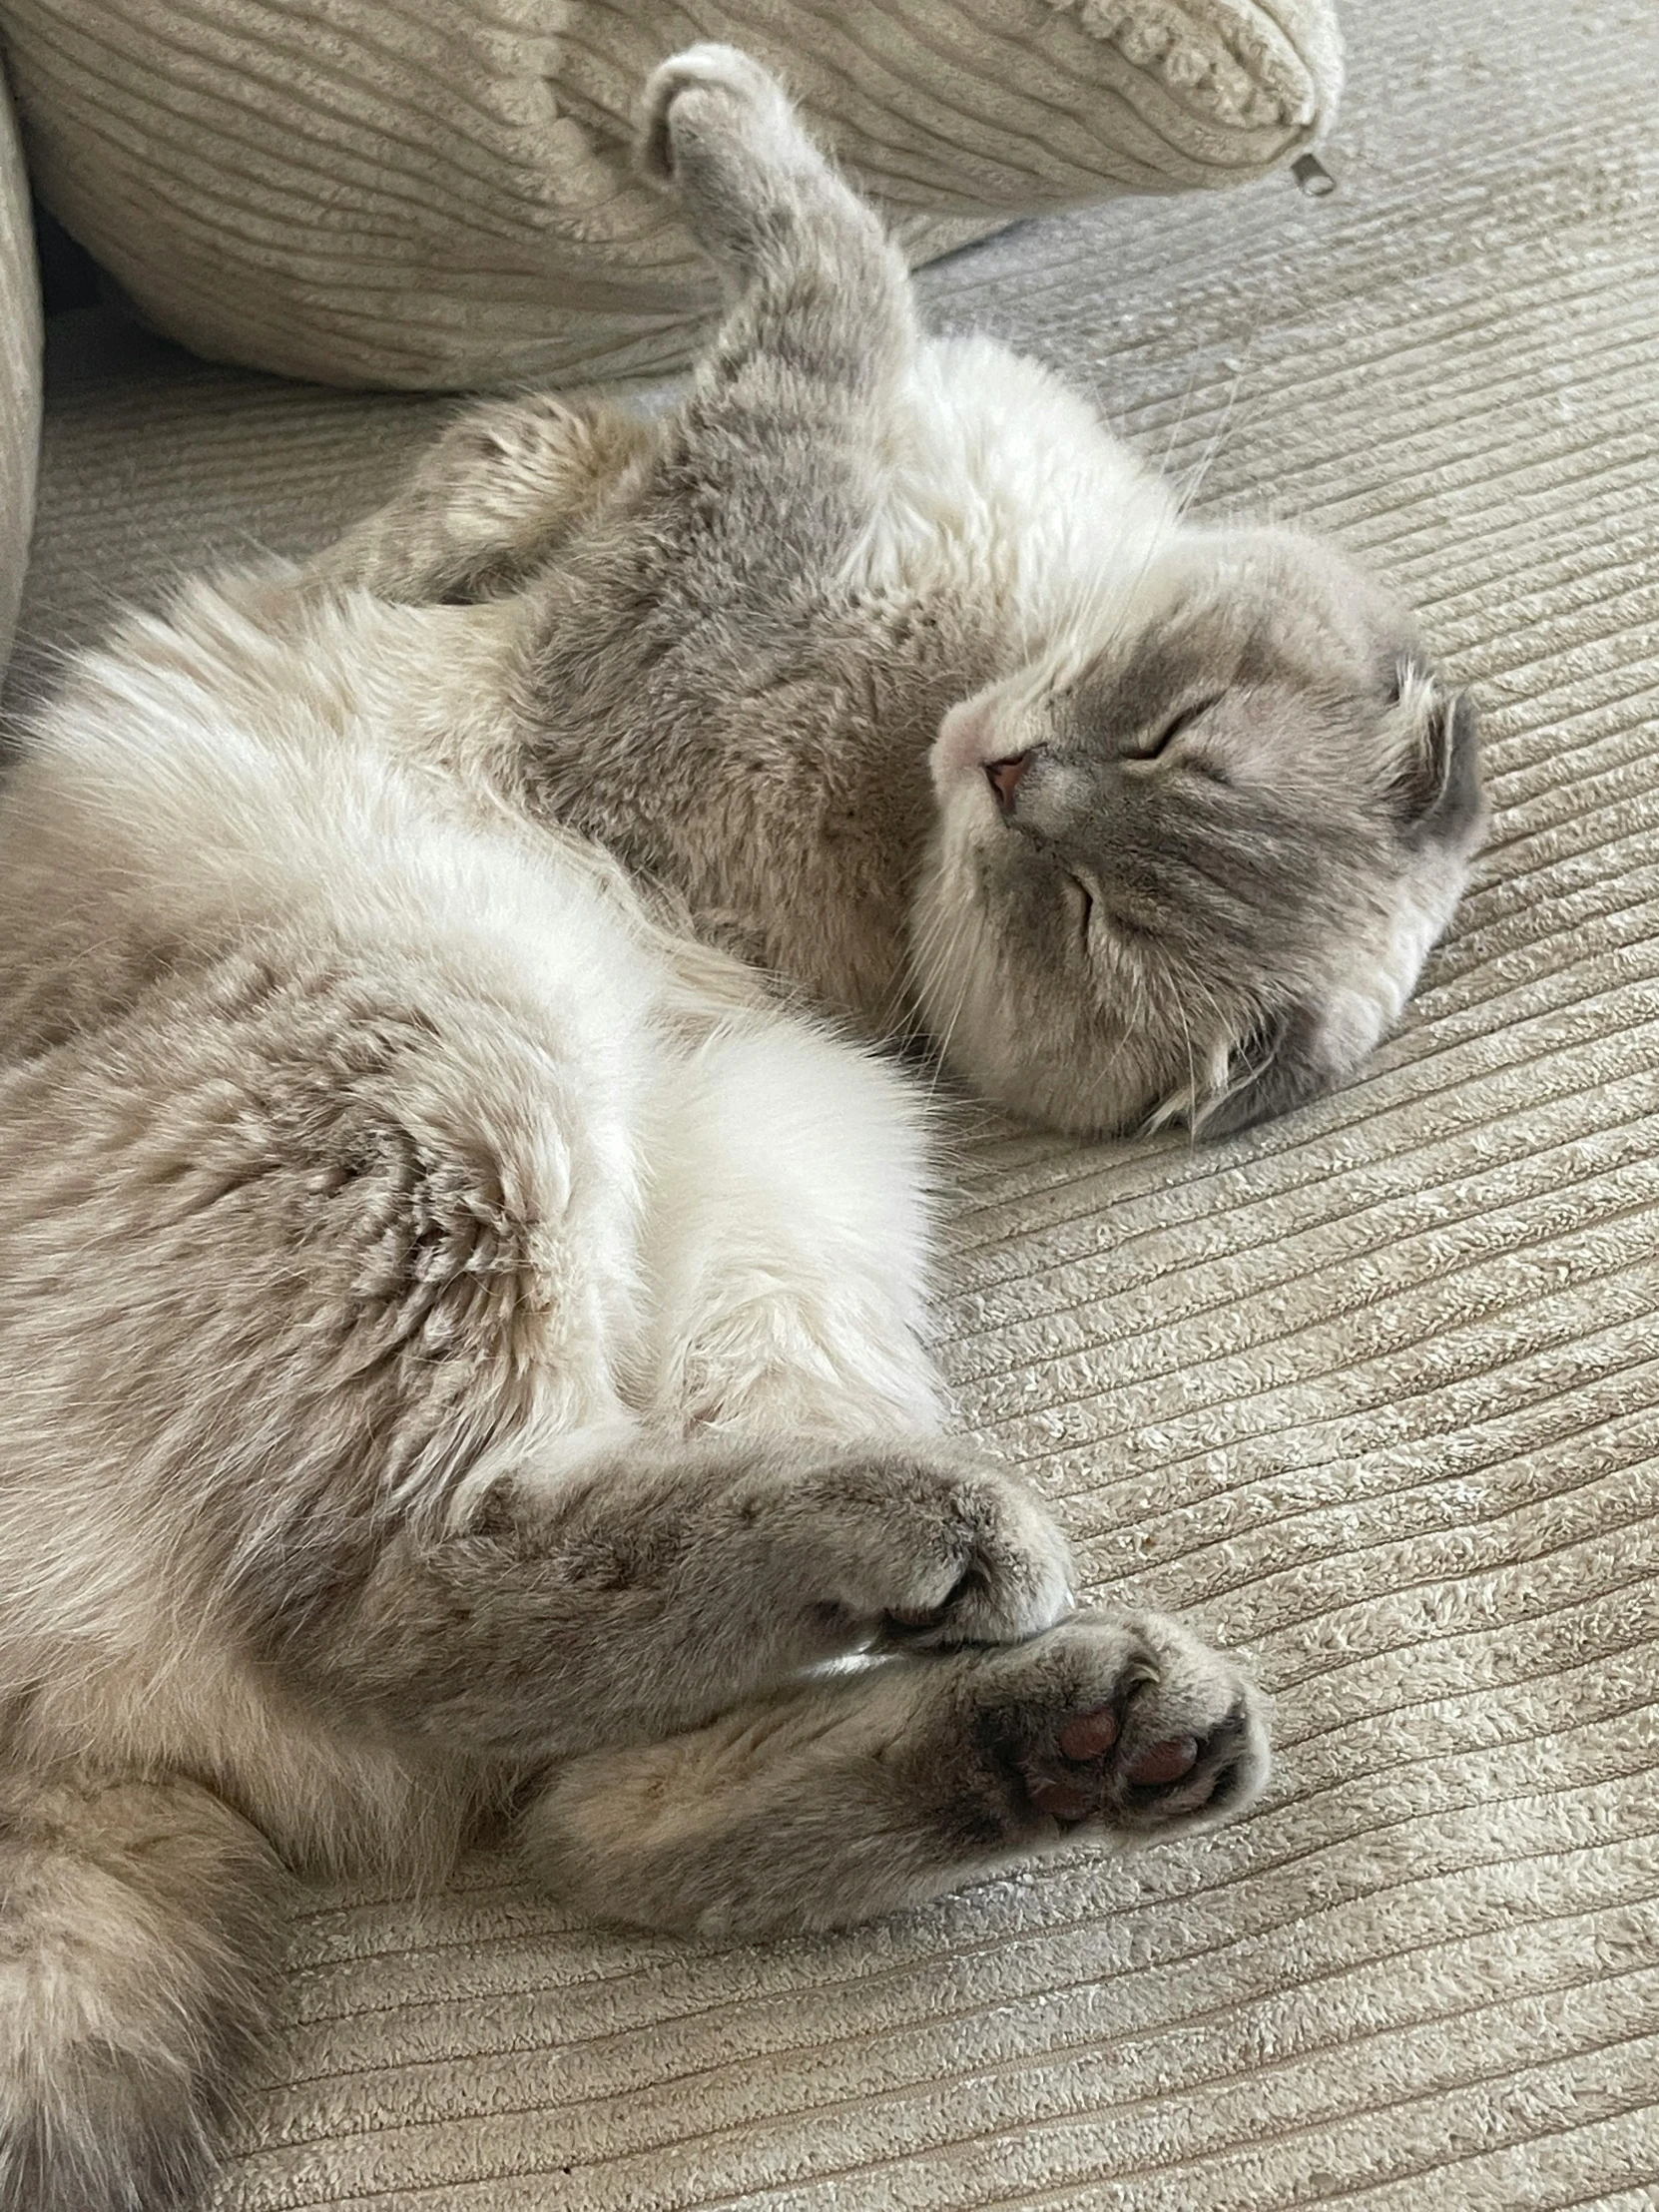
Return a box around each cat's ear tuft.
[1386,665,1485,852]
[1191,1003,1339,1138]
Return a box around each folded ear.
[1190,1003,1340,1138]
[1388,667,1486,853]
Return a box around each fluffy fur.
[0,52,1281,2212]
[305,56,1486,1137]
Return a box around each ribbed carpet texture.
[8,0,1659,2203]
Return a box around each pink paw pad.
[1022,1707,1207,1827]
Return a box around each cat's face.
[913,526,1486,1137]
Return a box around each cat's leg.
[492,50,933,1003]
[0,1767,287,2212]
[620,46,917,609]
[304,391,659,604]
[321,1430,1074,1762]
[297,31,917,633]
[525,1608,1270,1936]
[637,1011,944,1440]
[274,58,910,636]
[306,56,909,633]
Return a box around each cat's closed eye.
[1126,695,1224,765]
[1062,871,1095,949]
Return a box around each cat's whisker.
[1173,318,1259,520]
[1171,989,1202,1149]
[920,947,977,1111]
[1155,341,1211,492]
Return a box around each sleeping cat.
[309,55,1486,1138]
[0,50,1294,2212]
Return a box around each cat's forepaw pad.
[1020,1701,1251,1829]
[1051,1706,1202,1787]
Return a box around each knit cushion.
[0,0,1341,392]
[0,54,40,667]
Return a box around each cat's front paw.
[770,1444,1074,1652]
[972,1610,1270,1839]
[638,46,799,191]
[637,44,841,275]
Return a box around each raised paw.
[636,44,852,276]
[769,1443,1074,1653]
[638,45,800,190]
[303,391,654,605]
[426,394,650,506]
[972,1609,1270,1840]
[412,395,651,558]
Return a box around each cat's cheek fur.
[910,831,1102,1133]
[1316,858,1472,1074]
[910,821,1001,1054]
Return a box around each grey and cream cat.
[313,60,1485,1138]
[0,47,1472,2212]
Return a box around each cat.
[305,50,1486,1140]
[0,49,1283,2212]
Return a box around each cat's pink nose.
[985,754,1030,812]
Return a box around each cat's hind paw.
[973,1610,1271,1840]
[636,45,849,276]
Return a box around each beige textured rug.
[10,0,1659,2202]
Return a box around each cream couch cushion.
[0,53,40,665]
[0,0,1339,390]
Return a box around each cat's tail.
[0,1767,286,2211]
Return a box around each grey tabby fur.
[0,52,1292,2212]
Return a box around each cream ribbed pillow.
[0,52,40,666]
[0,0,1341,393]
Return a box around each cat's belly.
[0,561,943,1579]
[629,1012,942,1441]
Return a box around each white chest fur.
[849,333,1181,662]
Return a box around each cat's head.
[913,525,1486,1137]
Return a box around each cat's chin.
[944,1043,1151,1143]
[912,939,1160,1140]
